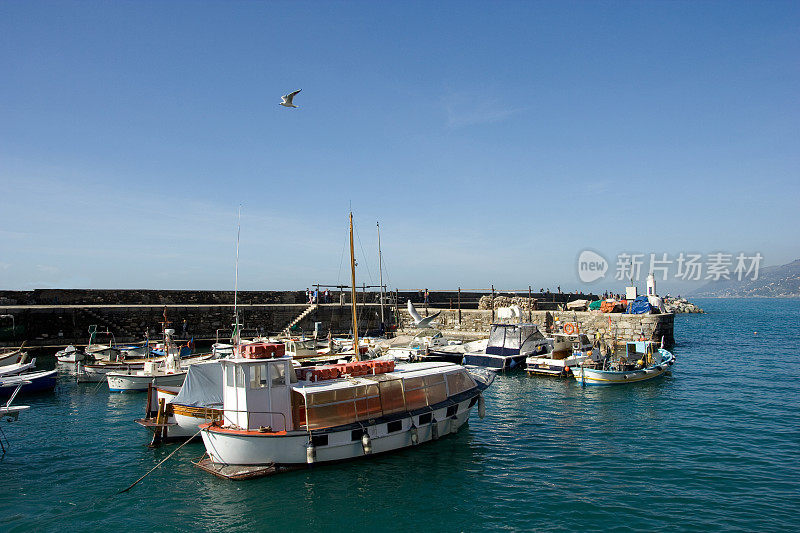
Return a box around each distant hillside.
[693,259,800,297]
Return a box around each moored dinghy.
[0,358,37,377]
[136,359,225,443]
[107,355,187,392]
[196,349,493,477]
[571,340,675,386]
[0,370,57,398]
[526,332,593,377]
[0,347,26,366]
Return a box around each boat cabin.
[284,339,319,359]
[219,354,480,435]
[220,355,297,432]
[291,362,478,431]
[464,323,548,369]
[622,340,662,363]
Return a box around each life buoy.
[564,323,577,335]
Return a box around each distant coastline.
[691,259,800,298]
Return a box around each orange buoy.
[564,323,575,335]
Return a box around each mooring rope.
[117,429,202,494]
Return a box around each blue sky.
[1,1,798,293]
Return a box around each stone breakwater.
[477,295,537,310]
[0,302,384,348]
[399,308,675,348]
[664,297,704,313]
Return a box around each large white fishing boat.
[196,347,493,476]
[195,211,493,478]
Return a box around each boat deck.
[193,456,302,480]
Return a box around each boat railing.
[220,409,288,432]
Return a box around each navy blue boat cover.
[627,296,653,314]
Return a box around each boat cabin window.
[270,363,286,386]
[249,364,269,389]
[379,378,406,415]
[225,365,247,388]
[293,383,382,430]
[422,374,447,405]
[403,373,449,410]
[446,370,476,396]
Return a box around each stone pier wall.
[399,309,675,348]
[0,303,385,347]
[0,289,674,348]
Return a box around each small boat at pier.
[136,360,225,444]
[0,358,37,377]
[0,370,57,398]
[55,345,84,363]
[571,340,675,386]
[463,323,549,371]
[526,332,593,377]
[0,346,26,366]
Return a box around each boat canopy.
[292,365,477,431]
[486,324,544,356]
[172,361,224,408]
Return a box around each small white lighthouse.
[647,273,657,296]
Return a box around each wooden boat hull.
[77,362,145,382]
[572,349,675,386]
[0,359,36,377]
[0,350,24,366]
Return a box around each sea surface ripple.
[1,298,798,531]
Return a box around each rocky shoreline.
[664,297,704,314]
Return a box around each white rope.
[118,429,202,494]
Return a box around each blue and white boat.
[570,340,675,386]
[463,323,550,371]
[0,370,57,398]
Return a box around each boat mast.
[349,212,359,361]
[377,221,385,329]
[233,206,242,353]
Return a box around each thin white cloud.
[444,91,526,129]
[36,264,59,275]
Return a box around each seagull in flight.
[280,89,301,108]
[406,300,442,329]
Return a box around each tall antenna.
[377,221,385,329]
[233,205,242,350]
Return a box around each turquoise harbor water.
[2,298,799,531]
